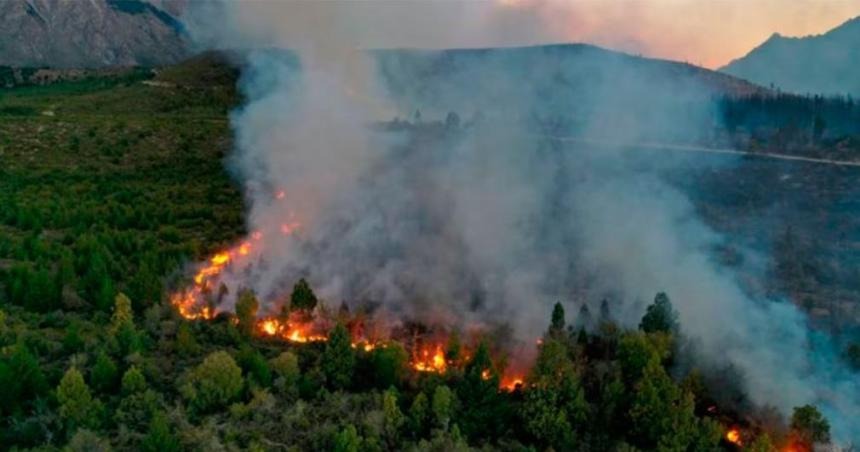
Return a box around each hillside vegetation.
[0,54,835,451]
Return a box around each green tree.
[0,344,47,414]
[747,433,776,452]
[523,338,588,448]
[790,404,830,445]
[121,365,147,396]
[617,332,668,381]
[321,322,355,390]
[383,388,405,446]
[639,292,679,334]
[431,385,455,430]
[628,359,700,449]
[180,351,244,412]
[57,367,100,431]
[521,386,574,448]
[409,392,430,438]
[270,351,300,394]
[238,346,272,387]
[333,424,362,452]
[458,341,505,440]
[289,278,318,313]
[370,342,409,389]
[90,351,119,393]
[235,289,259,337]
[141,412,181,452]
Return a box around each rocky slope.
[0,0,187,68]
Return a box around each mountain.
[0,0,188,68]
[374,44,769,142]
[721,17,860,97]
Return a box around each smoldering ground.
[184,1,860,443]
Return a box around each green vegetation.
[0,55,831,450]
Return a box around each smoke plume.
[185,1,859,443]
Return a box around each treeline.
[0,281,833,450]
[718,93,860,159]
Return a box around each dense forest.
[718,93,860,160]
[0,54,844,451]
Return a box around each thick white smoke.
[184,1,859,442]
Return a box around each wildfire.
[254,317,327,343]
[171,233,529,393]
[413,345,447,373]
[725,427,742,446]
[500,376,524,392]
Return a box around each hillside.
[0,52,850,450]
[721,17,860,97]
[375,44,769,143]
[0,0,187,68]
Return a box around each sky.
[524,0,860,68]
[214,0,860,69]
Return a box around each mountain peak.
[721,16,860,96]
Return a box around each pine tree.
[431,385,455,430]
[141,412,181,452]
[235,289,259,337]
[90,351,118,393]
[383,388,405,446]
[289,278,318,313]
[321,322,355,390]
[790,404,831,445]
[639,292,679,334]
[57,367,100,431]
[121,365,147,396]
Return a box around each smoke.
[184,1,859,443]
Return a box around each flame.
[481,369,491,380]
[259,319,280,336]
[276,190,286,200]
[413,345,447,373]
[725,428,742,446]
[351,341,379,352]
[500,376,524,392]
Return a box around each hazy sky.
[527,0,860,68]
[215,0,860,69]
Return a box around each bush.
[180,351,244,413]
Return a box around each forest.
[0,54,844,451]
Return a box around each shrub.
[180,351,244,412]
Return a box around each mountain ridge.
[0,0,188,68]
[721,16,860,97]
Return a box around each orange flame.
[500,376,524,392]
[726,428,742,446]
[413,345,447,373]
